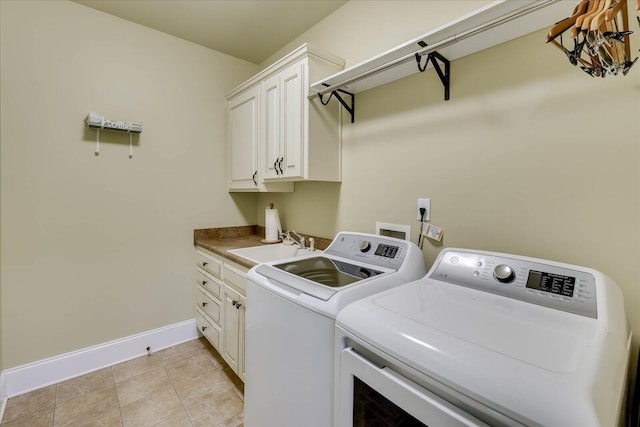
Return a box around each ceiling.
[73,0,347,64]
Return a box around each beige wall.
[257,1,640,357]
[0,0,259,370]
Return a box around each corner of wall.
[0,370,7,422]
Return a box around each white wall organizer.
[86,112,142,157]
[86,112,142,133]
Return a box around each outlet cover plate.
[417,198,431,221]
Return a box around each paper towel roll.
[265,208,282,242]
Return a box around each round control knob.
[493,264,516,283]
[359,240,371,252]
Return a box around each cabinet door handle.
[232,300,238,307]
[252,171,258,185]
[201,280,207,286]
[202,261,208,267]
[201,302,208,307]
[278,157,284,175]
[201,326,207,332]
[274,159,280,175]
[236,303,242,309]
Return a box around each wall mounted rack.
[86,112,142,133]
[86,112,142,157]
[309,0,567,123]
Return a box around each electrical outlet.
[417,198,431,221]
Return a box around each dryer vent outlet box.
[376,222,411,241]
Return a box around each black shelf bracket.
[318,85,355,123]
[415,46,450,101]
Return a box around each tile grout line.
[51,383,58,427]
[111,366,125,427]
[158,349,195,427]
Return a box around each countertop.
[194,226,332,269]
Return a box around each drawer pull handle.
[202,262,208,267]
[201,326,207,332]
[201,302,208,307]
[201,280,207,286]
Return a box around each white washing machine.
[244,232,426,427]
[335,248,632,426]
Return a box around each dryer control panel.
[429,249,598,318]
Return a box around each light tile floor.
[1,338,244,427]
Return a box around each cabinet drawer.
[195,310,221,350]
[194,287,221,325]
[223,262,248,294]
[196,250,222,278]
[195,270,222,300]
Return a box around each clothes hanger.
[546,0,590,42]
[598,0,636,75]
[548,0,636,77]
[588,0,621,74]
[547,0,595,66]
[581,0,607,32]
[605,0,627,21]
[573,0,603,37]
[617,0,636,74]
[590,0,614,31]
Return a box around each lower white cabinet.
[195,247,247,381]
[222,285,246,378]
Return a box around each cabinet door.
[222,285,242,374]
[262,75,280,180]
[280,60,305,179]
[228,87,259,190]
[237,293,246,381]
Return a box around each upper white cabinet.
[228,86,260,190]
[262,60,304,180]
[227,44,345,192]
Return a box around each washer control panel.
[429,249,598,318]
[325,233,407,271]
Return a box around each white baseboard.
[0,318,198,415]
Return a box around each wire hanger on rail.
[546,0,638,77]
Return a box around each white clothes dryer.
[335,248,632,426]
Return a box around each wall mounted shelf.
[309,0,567,122]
